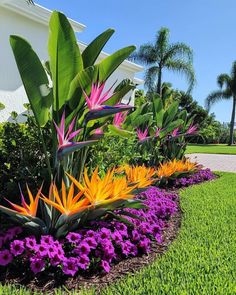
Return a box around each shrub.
[88,135,152,174]
[0,119,51,201]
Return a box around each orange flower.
[117,164,156,188]
[5,185,41,217]
[67,167,137,207]
[41,181,89,216]
[157,159,199,178]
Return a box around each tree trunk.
[228,96,236,145]
[156,67,162,98]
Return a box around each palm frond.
[205,90,231,111]
[27,0,34,4]
[155,27,170,57]
[217,74,231,89]
[165,59,196,92]
[163,43,193,63]
[131,43,157,65]
[144,66,159,92]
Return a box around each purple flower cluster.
[0,188,177,277]
[173,168,215,188]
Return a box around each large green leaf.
[153,98,164,127]
[82,29,115,68]
[106,80,135,106]
[96,46,136,82]
[68,66,97,110]
[48,11,83,111]
[108,125,134,138]
[10,36,52,127]
[160,119,183,138]
[163,101,179,126]
[68,46,136,109]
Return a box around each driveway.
[187,153,236,173]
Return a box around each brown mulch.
[0,198,182,294]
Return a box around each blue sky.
[37,0,236,123]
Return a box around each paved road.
[187,153,236,173]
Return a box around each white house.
[0,0,143,122]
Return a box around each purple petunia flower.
[66,232,82,244]
[84,237,97,249]
[62,257,78,276]
[41,235,54,245]
[77,254,90,270]
[111,230,123,244]
[50,254,61,266]
[74,240,91,256]
[99,228,111,240]
[30,257,45,274]
[100,260,110,273]
[0,250,13,266]
[36,243,49,257]
[10,240,25,256]
[25,237,37,250]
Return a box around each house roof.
[0,0,144,75]
[0,0,86,32]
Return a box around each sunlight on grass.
[186,144,236,155]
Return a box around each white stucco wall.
[0,2,143,123]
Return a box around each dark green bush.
[0,118,51,202]
[88,135,152,175]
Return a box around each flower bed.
[173,169,215,188]
[0,188,177,277]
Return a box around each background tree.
[205,61,236,145]
[131,27,195,98]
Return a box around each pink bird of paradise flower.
[83,82,115,111]
[186,123,198,135]
[172,127,180,137]
[137,128,149,141]
[155,127,162,137]
[113,111,128,128]
[54,111,82,151]
[94,128,104,135]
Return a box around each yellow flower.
[41,181,89,216]
[117,164,156,188]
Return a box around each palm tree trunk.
[229,96,236,145]
[156,67,162,98]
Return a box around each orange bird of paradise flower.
[67,167,137,207]
[41,181,89,216]
[4,185,42,217]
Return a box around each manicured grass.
[1,173,236,294]
[99,172,236,295]
[186,144,236,155]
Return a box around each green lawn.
[1,173,236,294]
[186,144,236,155]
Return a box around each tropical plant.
[205,61,236,145]
[10,11,136,185]
[131,27,195,97]
[111,94,197,164]
[0,11,139,238]
[116,164,156,189]
[157,159,200,185]
[0,168,146,238]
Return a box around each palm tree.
[205,61,236,145]
[131,27,195,98]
